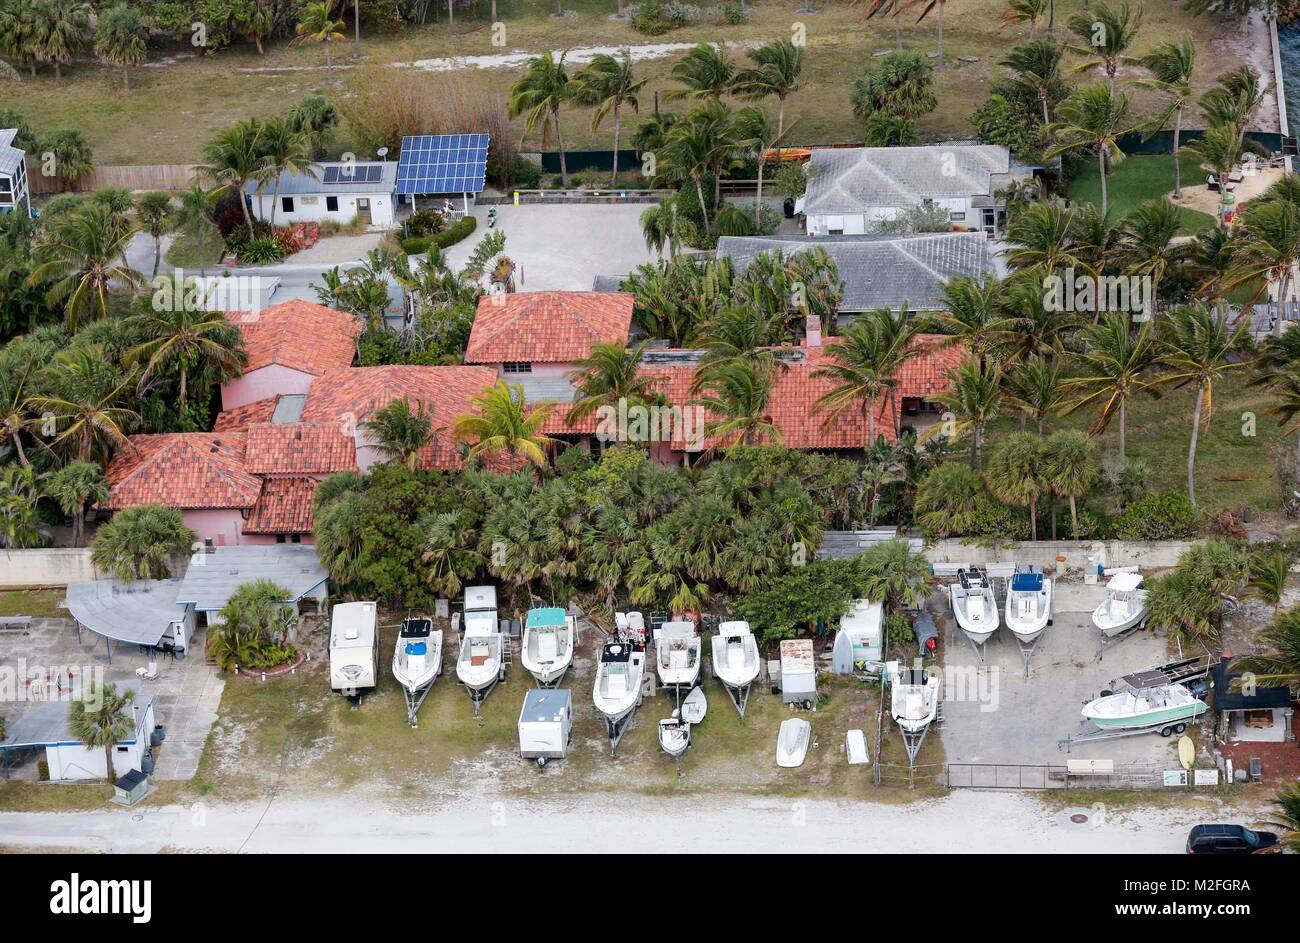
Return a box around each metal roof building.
[177,545,329,616]
[64,580,193,662]
[1,680,155,781]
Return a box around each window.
[502,362,532,374]
[281,196,294,214]
[949,211,965,221]
[326,196,339,212]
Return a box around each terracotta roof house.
[221,300,361,409]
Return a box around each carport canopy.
[177,545,328,613]
[64,579,182,647]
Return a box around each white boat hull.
[1005,580,1052,645]
[593,648,645,724]
[392,630,443,695]
[777,718,811,768]
[658,719,691,757]
[521,617,575,686]
[950,583,1000,644]
[456,633,503,695]
[711,632,761,690]
[1092,604,1149,637]
[890,672,940,734]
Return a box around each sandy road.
[0,789,1243,854]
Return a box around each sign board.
[1067,758,1114,776]
[1163,770,1188,787]
[1193,769,1220,787]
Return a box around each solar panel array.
[395,133,490,195]
[322,164,386,184]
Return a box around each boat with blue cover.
[1005,566,1052,645]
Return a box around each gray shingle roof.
[0,129,25,177]
[245,162,397,196]
[802,145,1010,215]
[715,232,994,313]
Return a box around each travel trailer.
[779,639,817,708]
[832,599,883,674]
[329,601,379,694]
[518,688,572,766]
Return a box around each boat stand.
[900,722,932,767]
[466,678,498,720]
[721,680,753,719]
[1014,634,1042,679]
[403,682,435,728]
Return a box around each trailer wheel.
[1173,723,1187,734]
[1159,725,1174,737]
[536,756,547,769]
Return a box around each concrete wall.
[0,549,101,588]
[221,364,315,410]
[923,539,1202,572]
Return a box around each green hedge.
[401,215,477,254]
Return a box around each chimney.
[804,314,822,348]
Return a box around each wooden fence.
[29,164,199,196]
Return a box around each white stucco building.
[797,144,1031,238]
[246,161,398,229]
[0,682,155,782]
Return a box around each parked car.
[1185,824,1278,855]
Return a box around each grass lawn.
[0,589,67,619]
[0,1,1265,166]
[164,221,225,270]
[985,371,1287,516]
[1066,155,1218,233]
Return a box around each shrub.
[629,0,701,34]
[707,1,747,23]
[885,613,914,648]
[971,92,1051,165]
[1107,491,1202,541]
[508,158,542,189]
[239,237,284,264]
[90,187,133,213]
[401,214,477,254]
[403,208,445,238]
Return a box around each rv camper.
[329,601,379,693]
[518,688,572,767]
[779,638,817,708]
[832,599,883,674]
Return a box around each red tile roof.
[213,397,277,432]
[300,365,500,470]
[245,477,318,534]
[226,300,359,377]
[243,422,357,475]
[466,292,634,364]
[104,433,261,510]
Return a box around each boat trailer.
[402,681,436,728]
[720,676,754,719]
[1058,715,1201,751]
[900,704,943,768]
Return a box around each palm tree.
[1201,66,1265,148]
[28,346,140,463]
[1225,199,1300,334]
[362,397,435,469]
[915,462,985,536]
[0,359,38,468]
[1066,1,1141,94]
[566,339,656,424]
[1003,354,1065,432]
[732,105,791,229]
[0,464,44,548]
[1184,122,1242,225]
[1247,549,1288,614]
[851,49,938,121]
[1001,0,1050,36]
[294,1,347,82]
[813,307,920,445]
[26,202,142,329]
[1158,302,1252,505]
[175,185,217,277]
[125,306,245,416]
[68,682,135,782]
[46,459,107,547]
[668,42,734,100]
[985,431,1050,538]
[1003,200,1089,275]
[903,0,951,70]
[1043,428,1096,536]
[1000,39,1064,126]
[197,118,266,239]
[93,2,150,93]
[732,40,803,137]
[134,191,174,279]
[31,0,89,79]
[1114,199,1187,300]
[639,197,681,259]
[1233,609,1300,689]
[1267,783,1300,854]
[351,0,361,57]
[661,116,719,237]
[1262,366,1300,500]
[574,51,645,187]
[453,380,556,467]
[1047,83,1137,219]
[254,117,319,227]
[510,50,572,186]
[0,0,41,77]
[1137,38,1196,199]
[1061,312,1157,461]
[313,489,366,584]
[693,356,782,447]
[927,355,1003,466]
[857,0,907,51]
[90,503,195,581]
[931,275,1016,367]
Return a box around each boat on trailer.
[456,585,504,711]
[1005,566,1052,645]
[658,714,691,758]
[1081,683,1207,736]
[392,615,442,726]
[1092,572,1149,638]
[594,640,645,753]
[890,662,941,766]
[520,606,575,686]
[654,620,702,691]
[950,569,999,646]
[711,620,760,716]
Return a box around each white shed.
[246,161,398,230]
[779,639,817,707]
[832,599,883,674]
[518,688,572,765]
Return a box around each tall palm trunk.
[239,181,256,238]
[777,96,786,138]
[1171,105,1183,199]
[179,367,189,416]
[1118,398,1126,462]
[753,153,766,228]
[152,234,162,277]
[72,502,84,547]
[610,103,622,187]
[894,10,902,50]
[122,65,130,93]
[353,0,361,57]
[1187,384,1203,506]
[693,172,710,235]
[1068,494,1079,535]
[554,107,569,186]
[1097,147,1109,219]
[936,1,945,70]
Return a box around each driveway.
[440,203,659,290]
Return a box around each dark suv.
[1186,824,1279,855]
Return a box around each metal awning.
[177,545,328,612]
[64,580,184,647]
[1,681,150,748]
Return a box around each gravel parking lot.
[937,580,1187,769]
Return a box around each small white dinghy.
[1005,566,1052,645]
[950,568,1000,646]
[776,718,812,768]
[680,685,707,724]
[658,714,691,758]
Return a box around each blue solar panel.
[394,133,490,196]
